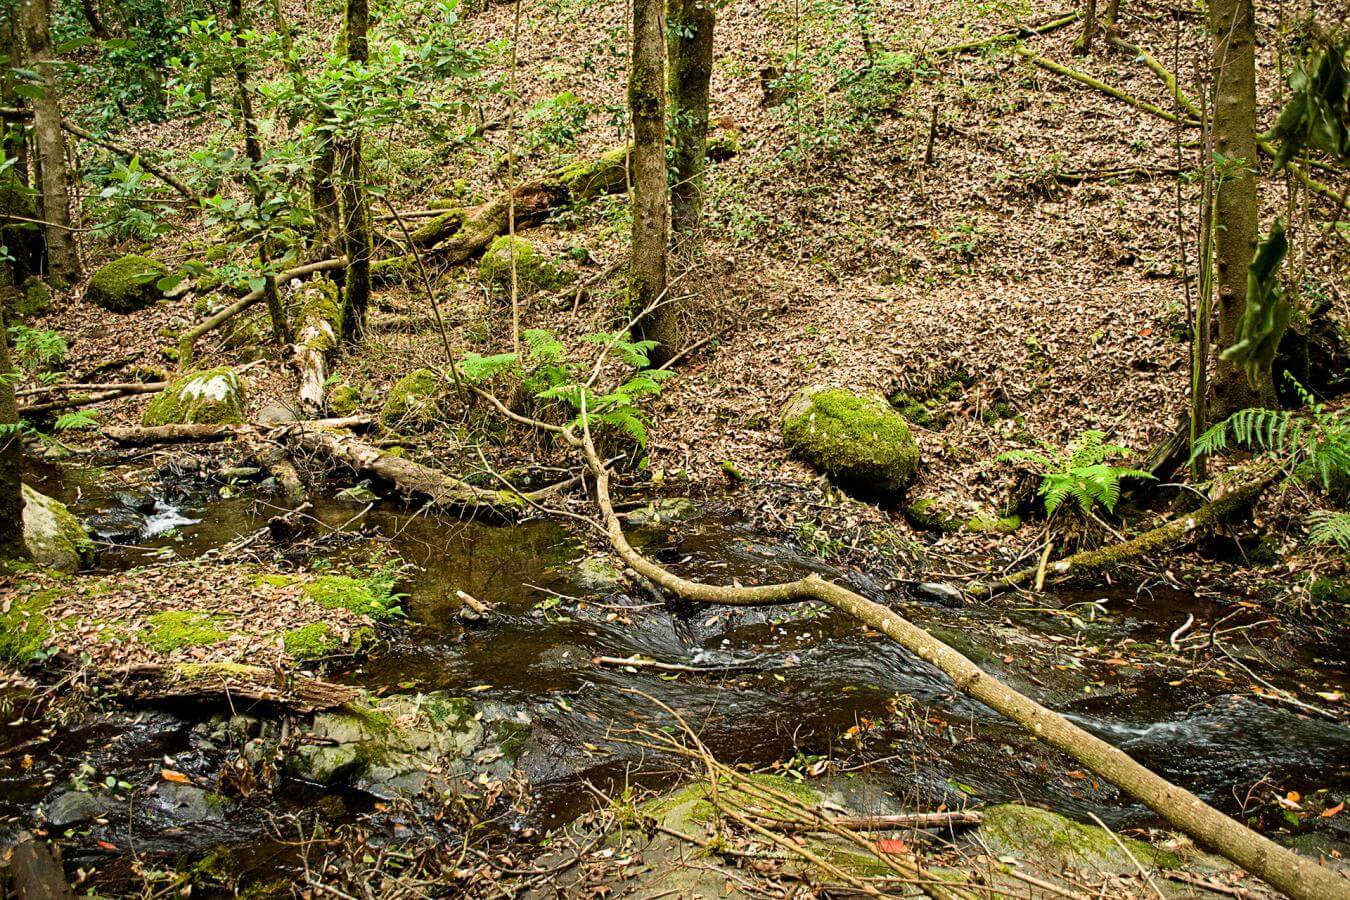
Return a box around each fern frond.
[458,352,518,383]
[1308,510,1350,552]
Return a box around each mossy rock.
[379,368,446,432]
[142,366,247,427]
[976,804,1182,873]
[282,622,374,660]
[14,278,53,319]
[141,610,234,652]
[88,254,168,313]
[296,574,403,620]
[1310,576,1350,605]
[781,385,919,499]
[477,236,571,294]
[328,383,361,417]
[22,485,94,574]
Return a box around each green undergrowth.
[0,579,62,666]
[257,572,405,620]
[282,622,376,660]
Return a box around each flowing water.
[3,456,1348,891]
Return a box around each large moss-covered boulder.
[88,254,168,313]
[22,485,94,573]
[142,366,248,427]
[478,236,570,294]
[781,385,919,498]
[379,368,445,432]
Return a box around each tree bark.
[629,0,675,361]
[228,0,290,347]
[0,299,28,567]
[1072,0,1096,55]
[1209,0,1269,412]
[666,0,715,239]
[19,0,80,283]
[337,0,372,342]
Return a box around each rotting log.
[970,469,1277,598]
[285,425,526,514]
[573,416,1346,900]
[111,662,358,714]
[103,416,370,446]
[177,257,345,367]
[246,437,306,502]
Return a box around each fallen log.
[769,811,984,833]
[573,417,1346,900]
[246,438,306,502]
[10,834,75,899]
[177,257,345,367]
[103,416,370,446]
[969,469,1277,598]
[110,662,358,714]
[19,382,168,416]
[286,425,526,514]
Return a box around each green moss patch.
[782,385,919,498]
[0,582,60,666]
[294,278,343,354]
[88,254,167,313]
[328,383,361,416]
[282,622,374,660]
[142,611,234,652]
[978,804,1182,872]
[302,575,404,620]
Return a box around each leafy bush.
[8,325,67,377]
[1000,431,1153,517]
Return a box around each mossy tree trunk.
[228,0,291,347]
[337,0,372,342]
[666,0,715,240]
[1072,0,1096,55]
[1,2,30,186]
[19,0,80,284]
[0,298,27,566]
[1209,0,1271,413]
[630,0,675,361]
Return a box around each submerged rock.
[142,366,248,427]
[152,781,230,823]
[287,692,516,800]
[625,497,697,527]
[22,484,94,573]
[88,254,168,313]
[44,790,107,828]
[571,556,622,594]
[781,385,919,499]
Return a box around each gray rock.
[913,581,964,607]
[22,485,94,573]
[44,790,106,827]
[152,781,229,823]
[255,400,303,427]
[625,498,697,527]
[571,556,621,594]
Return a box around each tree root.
[969,469,1277,598]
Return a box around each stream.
[3,454,1348,893]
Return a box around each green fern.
[54,409,100,432]
[1309,511,1350,552]
[1192,383,1350,492]
[458,352,519,384]
[1000,430,1154,516]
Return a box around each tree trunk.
[337,0,371,342]
[666,0,715,239]
[0,298,28,567]
[19,0,80,284]
[629,0,675,360]
[1072,0,1096,55]
[228,0,290,347]
[1209,0,1269,412]
[77,0,112,39]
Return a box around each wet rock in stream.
[286,692,529,801]
[43,790,109,828]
